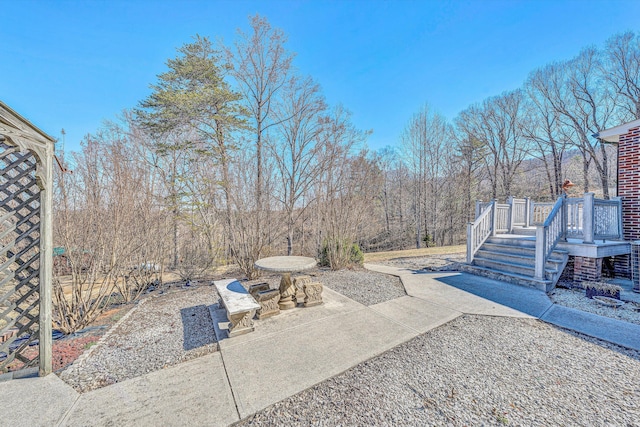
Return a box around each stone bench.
[248,283,281,319]
[293,275,324,307]
[214,279,260,337]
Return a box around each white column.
[38,144,53,376]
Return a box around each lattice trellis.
[0,140,41,373]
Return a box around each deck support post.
[535,226,546,280]
[466,222,473,263]
[475,200,482,220]
[583,192,595,244]
[507,196,515,233]
[612,196,623,238]
[491,199,498,237]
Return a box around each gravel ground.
[236,315,640,427]
[550,288,640,325]
[316,268,406,306]
[60,284,220,392]
[59,269,401,391]
[376,253,466,272]
[242,268,406,307]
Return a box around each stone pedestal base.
[294,275,312,306]
[255,289,281,319]
[228,309,257,337]
[249,283,270,297]
[278,273,296,310]
[304,282,323,307]
[248,283,282,318]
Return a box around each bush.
[350,243,364,266]
[422,234,434,248]
[319,238,364,270]
[583,281,622,299]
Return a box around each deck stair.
[463,235,569,292]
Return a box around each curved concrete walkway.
[365,264,640,352]
[2,266,639,426]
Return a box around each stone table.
[254,256,317,310]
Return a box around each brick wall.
[573,256,603,283]
[618,125,640,241]
[612,254,632,279]
[559,256,574,285]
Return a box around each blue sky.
[2,0,639,153]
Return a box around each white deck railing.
[593,198,623,240]
[530,202,554,226]
[512,198,528,227]
[495,203,510,233]
[535,197,564,279]
[467,201,495,263]
[469,193,624,277]
[565,197,584,239]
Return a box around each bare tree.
[452,131,485,222]
[311,106,372,268]
[457,91,527,200]
[270,75,327,255]
[53,126,167,333]
[523,74,572,199]
[225,15,293,221]
[604,31,640,119]
[400,104,450,247]
[527,51,618,197]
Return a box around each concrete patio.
[2,265,639,426]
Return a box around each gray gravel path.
[317,269,406,306]
[376,253,466,272]
[236,315,640,427]
[60,285,219,392]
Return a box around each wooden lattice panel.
[0,141,41,373]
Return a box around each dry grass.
[363,245,466,263]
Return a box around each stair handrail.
[534,196,565,280]
[467,201,495,263]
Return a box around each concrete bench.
[214,279,260,337]
[249,283,281,319]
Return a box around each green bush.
[349,243,364,266]
[422,234,434,248]
[319,238,364,270]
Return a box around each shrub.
[583,281,622,299]
[422,234,434,248]
[350,243,364,266]
[319,238,364,270]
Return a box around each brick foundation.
[573,256,603,283]
[612,254,632,279]
[558,257,574,287]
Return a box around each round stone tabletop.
[254,256,317,273]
